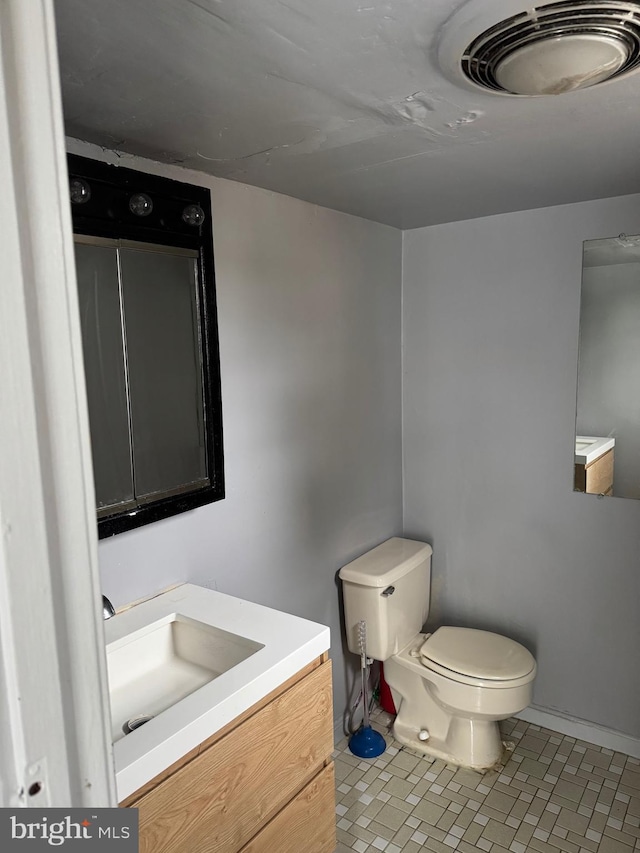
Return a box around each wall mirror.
[574,234,640,499]
[68,154,224,537]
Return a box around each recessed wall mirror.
[574,234,640,500]
[68,155,224,537]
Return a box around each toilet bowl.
[385,628,535,769]
[339,538,536,771]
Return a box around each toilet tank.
[339,538,432,661]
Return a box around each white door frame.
[0,0,116,806]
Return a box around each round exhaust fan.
[438,0,640,95]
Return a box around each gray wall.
[69,138,640,740]
[68,140,403,729]
[577,262,640,499]
[402,196,640,738]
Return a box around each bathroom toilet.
[339,537,536,771]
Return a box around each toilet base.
[392,713,505,772]
[384,646,531,772]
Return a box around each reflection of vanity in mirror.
[574,436,615,496]
[575,234,640,499]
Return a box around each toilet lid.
[420,627,535,681]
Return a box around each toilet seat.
[419,627,536,688]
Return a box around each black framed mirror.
[68,154,224,537]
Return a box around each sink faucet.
[102,595,116,620]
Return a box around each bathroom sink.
[107,614,264,742]
[575,435,615,465]
[103,584,330,802]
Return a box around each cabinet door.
[240,763,336,853]
[75,242,133,510]
[133,661,333,853]
[119,247,207,500]
[585,449,614,495]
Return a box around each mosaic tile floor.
[333,710,640,853]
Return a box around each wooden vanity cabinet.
[121,655,336,853]
[574,447,614,495]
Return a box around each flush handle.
[381,586,395,597]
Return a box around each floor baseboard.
[517,704,640,760]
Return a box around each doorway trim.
[0,0,116,807]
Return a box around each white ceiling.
[54,0,640,229]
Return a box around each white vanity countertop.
[105,583,330,802]
[575,435,615,465]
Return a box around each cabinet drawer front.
[135,660,333,853]
[240,763,336,853]
[586,448,614,495]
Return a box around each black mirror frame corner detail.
[67,153,225,538]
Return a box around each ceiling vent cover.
[459,1,640,95]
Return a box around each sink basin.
[104,584,330,802]
[107,614,263,742]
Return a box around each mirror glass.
[575,234,640,499]
[75,237,208,517]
